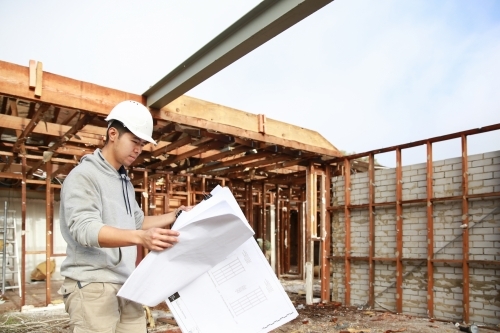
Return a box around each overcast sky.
[1,0,499,167]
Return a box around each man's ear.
[107,126,119,142]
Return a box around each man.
[59,100,188,332]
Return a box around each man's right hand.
[140,228,180,251]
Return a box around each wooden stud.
[319,169,330,302]
[461,134,470,323]
[261,182,266,254]
[344,158,352,305]
[35,61,43,97]
[426,141,435,317]
[21,155,27,307]
[29,60,36,88]
[275,184,281,277]
[395,148,403,314]
[368,153,375,307]
[45,160,53,305]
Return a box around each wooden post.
[305,262,313,305]
[261,182,266,253]
[368,153,375,307]
[305,163,315,304]
[426,141,435,317]
[21,155,27,307]
[395,148,403,314]
[275,184,281,277]
[45,160,53,305]
[461,134,470,323]
[344,158,352,305]
[319,169,330,302]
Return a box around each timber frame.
[0,59,346,307]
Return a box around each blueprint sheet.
[118,186,254,306]
[166,237,298,333]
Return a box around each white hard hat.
[105,100,156,145]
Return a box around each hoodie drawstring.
[119,167,132,216]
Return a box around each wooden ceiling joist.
[0,60,342,158]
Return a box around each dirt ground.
[1,292,499,333]
[1,280,499,333]
[270,293,499,333]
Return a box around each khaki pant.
[60,278,146,333]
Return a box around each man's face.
[113,131,147,167]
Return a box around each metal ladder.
[1,201,21,297]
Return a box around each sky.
[1,0,499,167]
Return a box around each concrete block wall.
[402,265,428,316]
[329,150,500,326]
[374,261,397,311]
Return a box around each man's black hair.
[105,120,131,145]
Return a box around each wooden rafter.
[12,103,51,153]
[147,140,225,170]
[27,113,93,178]
[152,135,193,158]
[198,145,249,165]
[0,114,102,147]
[189,150,273,175]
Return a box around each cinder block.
[484,164,500,172]
[410,175,426,182]
[472,159,492,167]
[410,162,426,170]
[434,178,452,186]
[445,157,463,165]
[484,178,500,186]
[445,170,462,178]
[472,187,494,194]
[434,164,453,172]
[472,172,493,181]
[483,151,500,159]
[467,166,484,174]
[403,169,418,177]
[468,153,484,162]
[417,168,428,175]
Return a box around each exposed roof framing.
[0,60,342,188]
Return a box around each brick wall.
[330,151,500,326]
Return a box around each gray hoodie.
[59,149,144,284]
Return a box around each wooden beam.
[29,60,36,88]
[12,103,51,153]
[199,145,249,165]
[151,134,192,157]
[0,60,341,156]
[28,113,93,178]
[0,114,102,147]
[189,151,273,175]
[147,140,225,170]
[35,61,43,97]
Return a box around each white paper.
[118,186,254,306]
[166,238,298,333]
